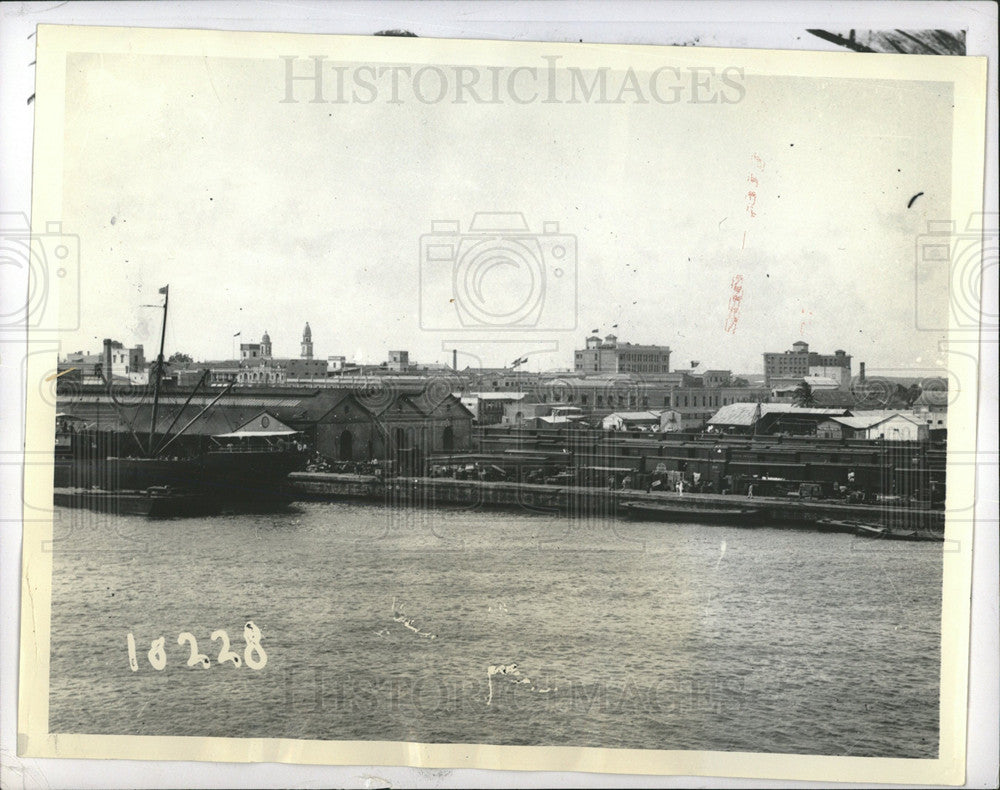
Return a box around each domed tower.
[301,322,313,359]
[260,330,272,358]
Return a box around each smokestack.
[103,338,112,381]
[859,362,866,382]
[452,349,457,370]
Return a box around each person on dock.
[747,483,754,499]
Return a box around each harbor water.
[48,501,942,758]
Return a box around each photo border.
[9,16,993,788]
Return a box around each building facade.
[387,350,410,372]
[57,384,474,467]
[763,341,852,387]
[459,392,528,425]
[574,334,671,374]
[816,412,929,441]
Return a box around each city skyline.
[56,49,953,376]
[64,318,870,380]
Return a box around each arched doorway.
[442,426,454,452]
[338,429,353,461]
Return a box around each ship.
[53,285,308,515]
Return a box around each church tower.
[301,322,313,359]
[260,330,272,359]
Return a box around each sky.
[58,44,954,376]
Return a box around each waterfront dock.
[288,472,945,533]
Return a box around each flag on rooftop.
[158,285,169,295]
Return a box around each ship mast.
[148,285,169,456]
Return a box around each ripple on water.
[48,502,942,757]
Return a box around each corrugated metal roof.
[827,411,923,430]
[708,403,848,426]
[707,403,759,426]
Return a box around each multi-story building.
[100,338,147,381]
[387,350,410,372]
[574,334,671,375]
[190,327,328,386]
[763,341,852,387]
[240,342,264,360]
[508,377,769,431]
[60,339,149,384]
[700,369,732,389]
[240,330,272,360]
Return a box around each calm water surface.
[48,501,942,757]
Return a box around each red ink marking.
[725,274,744,334]
[730,154,763,330]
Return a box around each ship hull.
[53,487,207,518]
[54,449,306,515]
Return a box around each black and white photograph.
[6,11,995,788]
